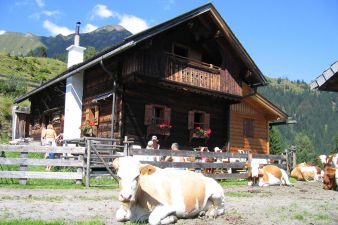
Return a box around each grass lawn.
[0,219,105,225]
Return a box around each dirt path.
[0,181,337,225]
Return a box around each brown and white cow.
[291,162,320,181]
[319,154,338,168]
[246,161,292,187]
[322,165,338,191]
[112,157,225,225]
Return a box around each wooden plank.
[205,173,247,180]
[0,171,83,179]
[253,154,286,161]
[141,161,246,169]
[0,158,84,167]
[131,148,248,159]
[0,145,85,154]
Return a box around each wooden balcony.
[122,52,242,96]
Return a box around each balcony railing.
[122,52,242,96]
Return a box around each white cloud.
[91,4,117,19]
[83,24,98,33]
[89,4,149,34]
[43,20,72,36]
[35,0,44,7]
[42,10,60,16]
[119,14,149,34]
[0,30,6,35]
[164,0,175,11]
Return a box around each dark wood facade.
[19,4,286,153]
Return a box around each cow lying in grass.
[246,161,292,187]
[112,157,225,225]
[291,162,321,181]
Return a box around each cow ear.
[140,164,157,175]
[112,158,120,170]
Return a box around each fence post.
[86,140,91,187]
[292,151,297,170]
[284,149,289,174]
[77,154,84,185]
[19,151,28,185]
[247,152,252,163]
[123,136,128,156]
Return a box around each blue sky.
[0,0,337,83]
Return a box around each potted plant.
[79,120,95,136]
[191,127,212,139]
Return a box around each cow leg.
[148,205,176,225]
[116,205,131,222]
[205,194,225,218]
[205,182,226,218]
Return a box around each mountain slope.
[0,54,66,142]
[0,25,131,58]
[258,77,338,154]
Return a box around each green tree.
[294,133,318,164]
[35,46,47,57]
[269,127,284,155]
[333,133,338,154]
[84,46,98,60]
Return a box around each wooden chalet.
[14,3,288,153]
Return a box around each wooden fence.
[0,144,85,184]
[0,137,291,186]
[129,147,288,180]
[0,74,42,88]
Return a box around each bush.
[0,75,27,96]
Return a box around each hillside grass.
[0,53,66,81]
[0,54,66,143]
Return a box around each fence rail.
[0,74,42,88]
[0,137,292,186]
[0,144,85,184]
[130,148,287,180]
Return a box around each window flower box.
[190,127,212,139]
[147,122,172,136]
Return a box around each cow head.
[246,161,263,186]
[112,157,157,203]
[113,157,142,203]
[319,155,327,165]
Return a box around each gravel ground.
[0,181,337,225]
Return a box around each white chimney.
[66,22,86,68]
[63,22,86,140]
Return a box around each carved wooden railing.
[122,52,242,96]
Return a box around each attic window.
[173,43,188,58]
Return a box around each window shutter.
[204,113,210,129]
[164,107,171,124]
[94,106,99,125]
[144,104,153,125]
[85,108,95,121]
[188,111,195,129]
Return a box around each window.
[153,106,165,125]
[144,104,171,136]
[243,119,254,138]
[172,43,188,58]
[188,110,210,130]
